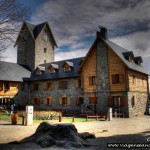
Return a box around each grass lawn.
[0,114,105,123]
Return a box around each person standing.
[10,104,15,115]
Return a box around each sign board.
[26,106,33,114]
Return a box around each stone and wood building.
[0,21,149,117]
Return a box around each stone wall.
[13,82,30,109]
[96,40,110,115]
[127,91,148,117]
[17,25,35,70]
[29,78,82,113]
[35,25,55,67]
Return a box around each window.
[59,80,68,89]
[32,97,40,106]
[113,96,121,106]
[76,97,84,106]
[44,60,46,64]
[4,82,10,91]
[44,97,52,106]
[0,82,3,91]
[131,96,136,107]
[31,83,39,91]
[132,75,136,84]
[36,68,42,75]
[59,97,70,106]
[48,66,55,73]
[44,48,47,53]
[89,76,96,86]
[112,74,124,84]
[89,97,96,104]
[64,65,71,71]
[44,82,54,90]
[74,78,82,88]
[62,97,68,105]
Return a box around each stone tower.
[15,21,57,70]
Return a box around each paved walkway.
[0,115,150,149]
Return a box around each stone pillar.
[96,40,110,114]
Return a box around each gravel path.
[0,115,150,149]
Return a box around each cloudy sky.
[3,0,150,73]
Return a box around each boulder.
[20,122,95,148]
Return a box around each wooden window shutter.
[0,82,3,91]
[31,97,34,105]
[43,98,47,106]
[50,97,53,105]
[76,97,79,105]
[37,98,40,106]
[112,75,115,84]
[67,97,70,106]
[43,82,47,90]
[31,83,34,91]
[50,82,54,91]
[121,96,126,106]
[59,81,62,89]
[59,97,62,105]
[89,97,96,104]
[108,96,113,107]
[89,77,92,86]
[119,75,124,84]
[74,79,78,88]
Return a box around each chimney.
[97,26,108,40]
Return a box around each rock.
[19,122,95,148]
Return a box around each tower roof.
[15,21,58,47]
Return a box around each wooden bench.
[113,113,124,118]
[86,115,107,121]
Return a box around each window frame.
[59,80,68,89]
[112,74,124,84]
[89,76,96,86]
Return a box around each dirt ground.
[0,115,150,150]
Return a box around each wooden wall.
[81,47,97,93]
[0,82,18,96]
[108,47,126,91]
[128,70,148,92]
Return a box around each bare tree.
[0,0,30,59]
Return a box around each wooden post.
[72,116,75,122]
[86,115,88,121]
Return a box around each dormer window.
[122,51,134,62]
[35,66,45,75]
[48,66,55,73]
[36,68,42,75]
[133,56,143,66]
[63,61,73,72]
[48,64,58,73]
[64,65,71,71]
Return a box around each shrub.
[17,111,62,120]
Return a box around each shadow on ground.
[0,130,149,150]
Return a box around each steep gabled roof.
[15,21,57,47]
[103,39,148,75]
[79,36,148,75]
[0,62,31,82]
